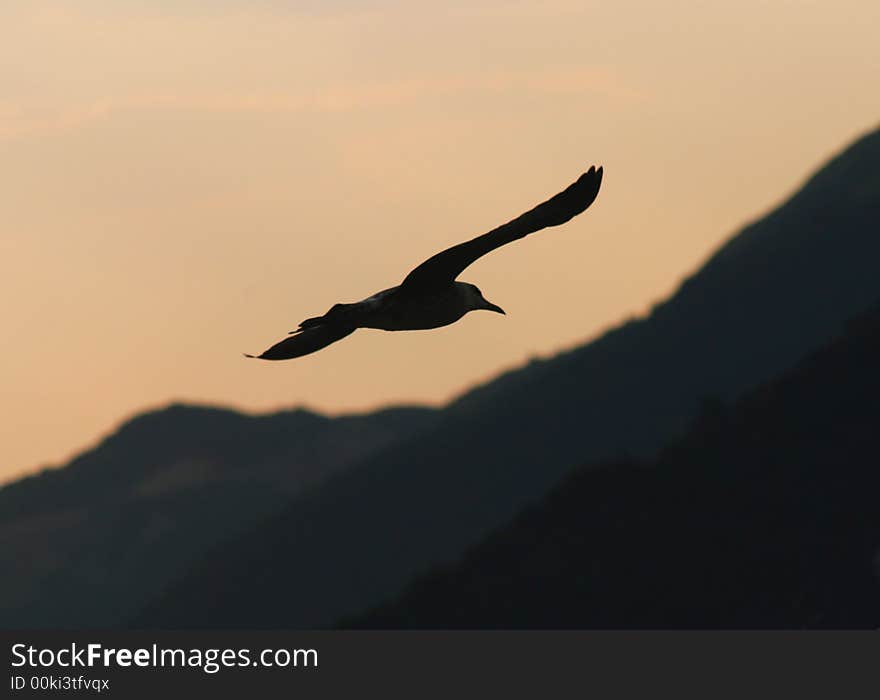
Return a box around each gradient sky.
[2,0,879,483]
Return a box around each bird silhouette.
[246,166,603,360]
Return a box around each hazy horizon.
[3,0,880,483]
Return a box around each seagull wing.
[245,324,356,360]
[401,165,603,290]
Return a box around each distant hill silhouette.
[350,304,880,628]
[136,126,880,628]
[0,404,436,627]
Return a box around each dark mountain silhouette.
[350,304,880,628]
[0,403,437,627]
[136,126,880,628]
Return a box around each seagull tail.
[293,303,357,334]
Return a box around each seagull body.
[247,165,603,360]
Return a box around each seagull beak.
[483,300,506,315]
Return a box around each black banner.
[3,631,877,698]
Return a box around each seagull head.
[463,283,505,315]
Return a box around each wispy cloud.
[0,67,647,140]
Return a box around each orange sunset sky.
[2,0,879,483]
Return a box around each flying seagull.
[246,165,603,360]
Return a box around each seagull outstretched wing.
[245,324,355,360]
[401,165,603,290]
